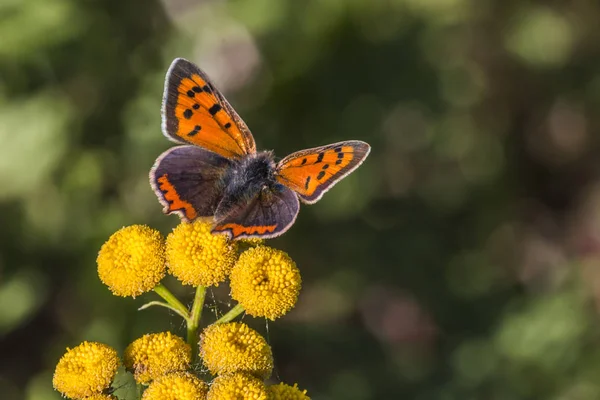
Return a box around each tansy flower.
[97,225,166,297]
[267,383,310,400]
[83,395,118,400]
[199,322,273,379]
[124,332,191,384]
[142,372,208,400]
[230,246,301,320]
[207,373,268,400]
[166,220,238,287]
[53,341,120,399]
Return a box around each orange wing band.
[157,174,197,220]
[213,223,277,238]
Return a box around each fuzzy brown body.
[216,151,279,219]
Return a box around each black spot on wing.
[183,109,193,119]
[336,159,343,165]
[192,86,202,93]
[188,125,201,136]
[192,104,200,110]
[187,90,195,98]
[322,164,329,170]
[317,171,326,180]
[202,85,212,94]
[224,122,232,129]
[305,176,311,190]
[208,104,222,115]
[334,147,343,152]
[316,152,324,163]
[301,158,307,165]
[337,152,344,159]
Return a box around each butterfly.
[150,58,371,240]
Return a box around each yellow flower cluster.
[230,246,301,320]
[124,331,191,384]
[97,225,166,297]
[75,222,310,400]
[52,341,120,399]
[207,373,268,400]
[200,322,273,379]
[166,220,238,287]
[142,372,208,400]
[267,382,311,400]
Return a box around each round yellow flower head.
[83,395,118,400]
[267,383,310,400]
[199,322,273,379]
[166,220,238,287]
[124,332,191,384]
[230,246,301,320]
[53,341,120,399]
[97,225,166,297]
[142,372,208,400]
[207,373,268,400]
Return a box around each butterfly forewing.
[162,58,256,158]
[275,140,371,204]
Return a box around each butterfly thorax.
[216,151,277,218]
[226,151,276,189]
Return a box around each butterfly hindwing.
[162,58,256,158]
[150,145,231,221]
[212,185,300,239]
[275,140,371,204]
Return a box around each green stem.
[138,301,188,320]
[187,285,206,361]
[153,284,190,320]
[214,303,245,324]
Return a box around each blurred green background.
[3,0,600,399]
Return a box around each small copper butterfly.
[150,58,371,239]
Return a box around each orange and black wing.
[162,58,256,159]
[275,140,370,204]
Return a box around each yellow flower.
[230,246,301,320]
[207,373,268,400]
[199,322,273,379]
[124,332,191,384]
[142,372,208,400]
[267,383,310,400]
[166,220,238,287]
[83,395,118,400]
[239,238,264,247]
[53,341,120,399]
[97,225,166,297]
